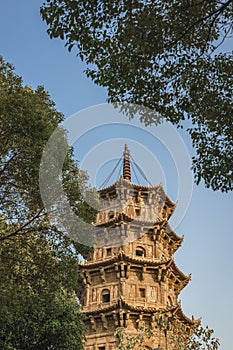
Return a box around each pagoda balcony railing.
[83,298,163,312]
[123,298,162,309]
[82,300,116,312]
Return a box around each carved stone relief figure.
[130,284,136,299]
[112,284,118,299]
[92,288,97,302]
[147,245,153,257]
[150,286,157,302]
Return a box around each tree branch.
[0,209,45,241]
[166,0,233,49]
[0,152,18,176]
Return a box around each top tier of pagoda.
[89,144,184,260]
[96,144,176,228]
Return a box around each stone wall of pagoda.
[79,177,198,350]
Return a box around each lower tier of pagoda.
[82,298,200,350]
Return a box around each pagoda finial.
[123,144,131,182]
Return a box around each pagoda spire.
[123,144,131,182]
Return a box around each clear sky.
[1,1,233,349]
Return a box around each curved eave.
[98,177,123,194]
[132,182,162,192]
[80,254,190,282]
[122,253,171,267]
[83,299,201,327]
[171,259,191,281]
[174,302,201,326]
[79,252,172,269]
[171,275,191,294]
[121,299,177,314]
[94,212,164,227]
[159,183,176,208]
[98,177,162,193]
[165,223,184,243]
[83,299,177,316]
[179,275,191,290]
[98,178,175,207]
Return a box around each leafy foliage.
[0,57,62,214]
[0,56,96,251]
[115,325,153,350]
[115,317,220,349]
[0,223,85,350]
[41,0,233,192]
[0,57,97,349]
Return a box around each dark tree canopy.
[0,224,85,350]
[0,56,95,251]
[0,57,62,213]
[0,57,97,348]
[41,0,233,192]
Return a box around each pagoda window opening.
[108,210,114,219]
[136,246,146,257]
[106,247,112,256]
[139,287,146,298]
[98,347,106,350]
[102,289,110,303]
[135,208,141,216]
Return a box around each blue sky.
[1,1,233,349]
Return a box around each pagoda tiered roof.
[121,300,200,326]
[98,177,176,209]
[80,251,172,269]
[94,211,164,227]
[80,252,190,283]
[163,223,184,242]
[83,298,200,326]
[169,258,191,281]
[174,302,201,326]
[98,176,160,194]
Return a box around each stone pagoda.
[79,145,199,350]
